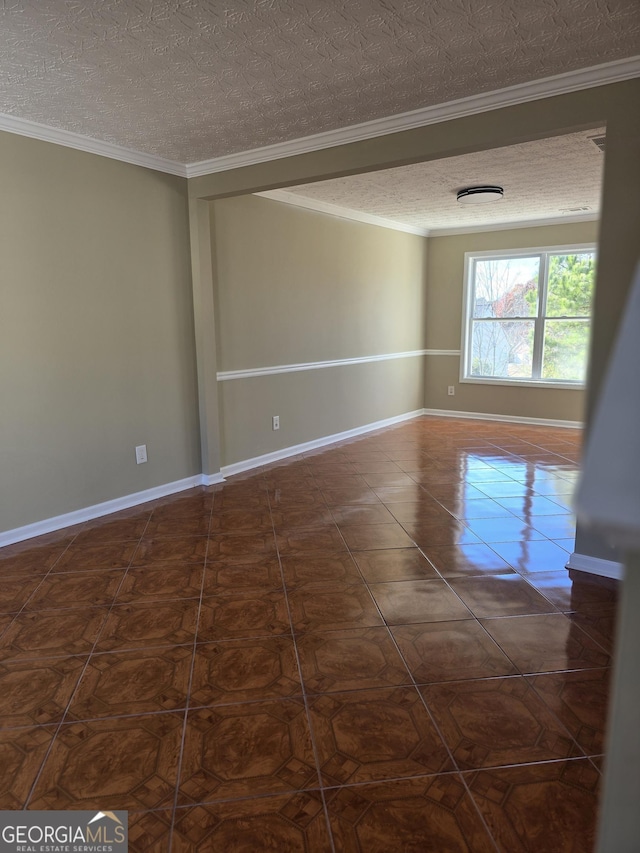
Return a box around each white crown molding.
[428,212,599,237]
[566,551,624,580]
[216,349,448,381]
[422,407,583,429]
[256,190,599,238]
[221,409,425,477]
[0,112,187,177]
[185,56,640,177]
[0,474,215,548]
[255,189,429,236]
[1,56,637,181]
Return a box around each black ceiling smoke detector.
[456,185,504,204]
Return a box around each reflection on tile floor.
[0,416,618,850]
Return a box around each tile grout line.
[22,510,157,808]
[265,476,337,853]
[166,488,217,853]
[307,466,502,849]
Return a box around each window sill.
[460,377,586,391]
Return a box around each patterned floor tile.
[128,810,172,853]
[527,668,610,755]
[392,620,517,684]
[281,553,363,588]
[197,590,291,640]
[523,569,618,612]
[53,542,137,571]
[276,526,349,555]
[368,580,473,625]
[271,506,336,530]
[0,577,43,613]
[331,504,398,526]
[0,543,70,577]
[115,563,204,603]
[568,604,618,652]
[207,532,278,559]
[71,514,151,545]
[480,613,610,673]
[25,570,126,610]
[95,600,199,651]
[202,555,283,595]
[190,637,302,705]
[288,585,383,633]
[29,713,183,811]
[447,574,557,617]
[296,627,411,693]
[421,676,580,770]
[488,539,571,573]
[353,548,439,582]
[466,758,599,852]
[464,517,546,544]
[131,537,209,566]
[66,646,193,719]
[308,687,452,785]
[178,700,318,804]
[400,519,481,548]
[0,726,57,808]
[0,656,86,728]
[422,544,515,578]
[0,608,107,661]
[326,775,496,852]
[171,791,332,852]
[340,523,416,551]
[143,515,211,538]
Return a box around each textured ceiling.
[278,129,605,231]
[0,1,638,163]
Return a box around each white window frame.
[460,243,596,390]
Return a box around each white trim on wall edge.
[221,409,426,477]
[422,408,583,429]
[0,474,222,548]
[186,56,640,177]
[566,551,624,580]
[218,350,459,381]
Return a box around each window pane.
[473,257,539,318]
[470,320,535,378]
[546,253,595,317]
[542,319,590,381]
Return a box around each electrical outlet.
[135,444,148,464]
[448,386,455,396]
[272,415,280,431]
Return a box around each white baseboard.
[221,409,426,477]
[566,551,624,580]
[1,407,587,549]
[422,408,583,430]
[201,472,226,486]
[0,474,215,548]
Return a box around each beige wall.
[424,220,600,421]
[0,132,200,533]
[211,194,427,465]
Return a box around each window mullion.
[532,253,548,380]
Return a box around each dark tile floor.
[0,416,618,851]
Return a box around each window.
[461,245,596,387]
